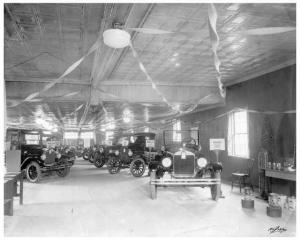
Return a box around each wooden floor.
[4,159,296,237]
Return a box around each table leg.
[20,172,24,205]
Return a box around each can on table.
[272,162,277,170]
[276,163,281,170]
[277,194,287,209]
[267,162,272,169]
[269,193,279,207]
[287,196,296,211]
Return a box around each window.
[64,132,78,139]
[80,131,94,139]
[228,110,249,158]
[25,134,40,144]
[105,131,114,141]
[173,120,182,142]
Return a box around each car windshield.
[163,130,199,152]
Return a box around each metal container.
[272,162,276,170]
[267,162,272,169]
[287,196,296,211]
[277,194,287,209]
[269,193,279,207]
[276,163,281,170]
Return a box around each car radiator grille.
[173,154,195,177]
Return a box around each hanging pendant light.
[103,29,131,49]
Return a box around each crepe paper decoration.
[129,42,179,113]
[24,92,40,101]
[11,39,100,107]
[208,3,226,98]
[65,91,80,97]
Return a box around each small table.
[265,169,296,194]
[4,170,25,215]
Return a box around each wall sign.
[209,138,225,151]
[122,139,129,146]
[146,139,155,148]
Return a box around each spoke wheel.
[130,158,146,177]
[83,153,89,160]
[94,152,105,168]
[56,159,70,177]
[26,161,41,183]
[107,157,121,174]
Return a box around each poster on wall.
[209,138,225,151]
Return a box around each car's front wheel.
[107,157,121,174]
[26,161,41,183]
[94,152,105,168]
[56,159,70,177]
[130,158,146,177]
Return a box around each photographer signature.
[268,226,287,234]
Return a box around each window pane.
[234,111,247,133]
[235,134,249,157]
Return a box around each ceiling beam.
[224,58,296,87]
[4,4,32,56]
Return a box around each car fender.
[21,156,41,169]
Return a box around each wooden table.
[4,170,25,215]
[265,169,296,194]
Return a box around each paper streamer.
[10,39,100,107]
[208,4,226,98]
[129,42,180,113]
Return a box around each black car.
[149,130,223,200]
[105,132,158,177]
[20,144,73,183]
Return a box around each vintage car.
[106,132,158,177]
[83,146,95,163]
[20,144,73,183]
[149,130,223,201]
[93,145,107,168]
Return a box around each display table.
[265,169,296,194]
[4,170,25,215]
[265,169,296,181]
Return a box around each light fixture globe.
[103,29,131,49]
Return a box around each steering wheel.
[182,137,197,146]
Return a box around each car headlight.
[99,148,104,153]
[115,150,119,156]
[57,153,61,159]
[162,157,172,168]
[197,158,207,168]
[161,146,165,151]
[128,149,133,157]
[41,154,46,161]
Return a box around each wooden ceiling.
[4,3,296,132]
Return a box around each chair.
[231,158,255,193]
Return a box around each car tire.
[107,157,121,174]
[83,152,89,160]
[211,171,221,201]
[56,159,71,177]
[94,152,105,168]
[26,161,41,183]
[130,158,146,177]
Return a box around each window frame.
[173,120,182,142]
[227,110,249,158]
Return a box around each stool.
[231,172,248,193]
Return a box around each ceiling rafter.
[4,4,32,56]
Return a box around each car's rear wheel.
[130,158,146,177]
[56,159,70,177]
[83,152,89,160]
[94,152,105,168]
[211,171,221,201]
[107,157,121,174]
[26,161,41,183]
